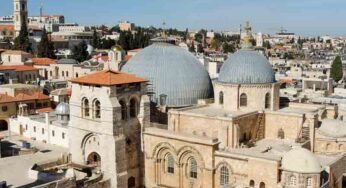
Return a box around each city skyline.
[0,0,346,36]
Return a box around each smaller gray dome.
[219,49,275,84]
[55,102,70,115]
[58,59,79,64]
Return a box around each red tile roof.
[32,58,57,65]
[70,70,147,86]
[1,50,31,55]
[0,25,14,31]
[50,88,72,96]
[0,92,50,104]
[36,107,54,113]
[0,93,17,103]
[0,65,38,72]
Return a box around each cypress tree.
[37,27,56,58]
[13,21,31,52]
[71,40,90,62]
[330,56,343,83]
[92,29,100,49]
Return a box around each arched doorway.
[87,152,101,167]
[0,120,8,131]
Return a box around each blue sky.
[1,0,345,36]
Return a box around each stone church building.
[8,23,346,188]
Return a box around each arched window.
[82,98,90,117]
[62,71,64,77]
[249,180,255,187]
[260,182,265,188]
[93,99,101,119]
[338,144,344,150]
[50,71,52,77]
[76,73,79,78]
[165,153,174,174]
[306,177,312,188]
[220,166,229,186]
[219,91,224,105]
[66,71,69,77]
[326,143,331,150]
[265,93,271,109]
[129,98,138,118]
[119,100,127,120]
[289,175,297,186]
[189,158,197,179]
[240,93,247,107]
[128,176,135,188]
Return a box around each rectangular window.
[1,106,8,112]
[42,128,44,134]
[52,130,55,137]
[25,124,28,130]
[62,133,65,139]
[34,126,36,132]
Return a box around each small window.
[120,100,127,120]
[25,124,28,130]
[289,176,296,186]
[66,71,69,77]
[34,126,36,132]
[189,158,197,179]
[62,71,64,77]
[306,177,312,188]
[2,106,8,112]
[240,93,247,107]
[52,130,55,137]
[82,98,90,117]
[42,128,45,134]
[165,153,174,174]
[219,91,224,105]
[249,180,255,187]
[220,166,229,185]
[62,133,65,139]
[129,98,138,118]
[265,93,271,109]
[93,99,101,119]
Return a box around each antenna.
[40,0,43,23]
[162,21,167,38]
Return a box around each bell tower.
[13,0,28,37]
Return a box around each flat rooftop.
[218,139,298,161]
[0,83,39,89]
[174,104,257,119]
[0,131,68,187]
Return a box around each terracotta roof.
[0,65,38,72]
[15,92,50,101]
[50,88,72,96]
[1,50,31,55]
[0,93,17,103]
[0,25,14,31]
[123,55,132,62]
[70,70,147,86]
[36,107,54,113]
[32,58,57,65]
[0,92,49,104]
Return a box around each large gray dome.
[122,42,213,107]
[219,49,275,84]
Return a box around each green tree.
[330,56,343,82]
[92,29,100,49]
[71,40,90,62]
[223,43,235,53]
[37,27,56,58]
[13,21,31,52]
